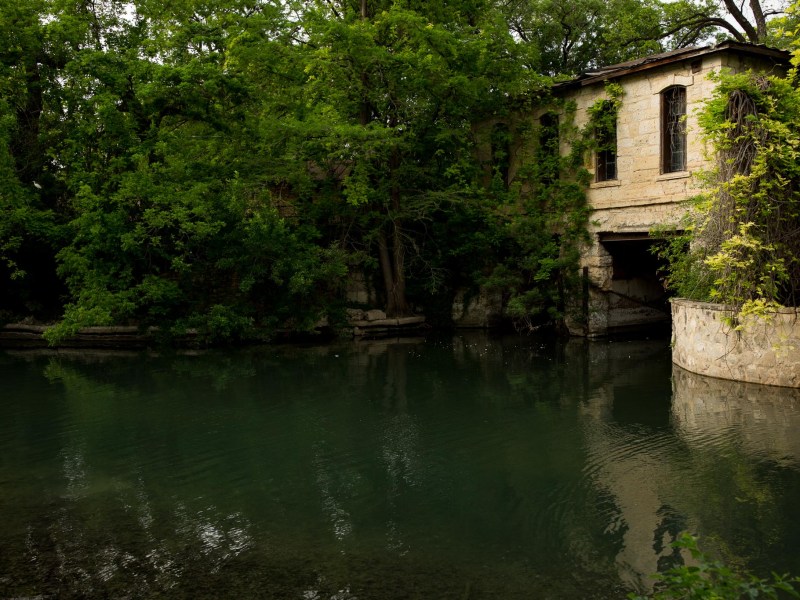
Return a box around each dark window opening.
[539,112,559,184]
[539,113,559,152]
[597,145,617,181]
[491,123,510,188]
[662,86,687,173]
[595,102,617,182]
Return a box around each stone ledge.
[674,299,800,315]
[349,316,425,328]
[590,179,622,189]
[655,170,691,181]
[0,323,197,349]
[671,298,800,388]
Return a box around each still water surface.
[1,334,799,599]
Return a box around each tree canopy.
[0,0,792,342]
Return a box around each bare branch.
[622,13,747,47]
[323,0,341,20]
[723,0,760,42]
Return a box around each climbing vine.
[658,70,800,326]
[484,82,623,331]
[585,81,624,158]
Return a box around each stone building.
[537,42,788,336]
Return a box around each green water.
[1,334,799,599]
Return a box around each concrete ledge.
[671,298,800,388]
[350,315,426,337]
[0,323,198,349]
[349,316,426,328]
[1,314,429,348]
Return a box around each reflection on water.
[1,336,799,599]
[566,339,683,592]
[673,366,800,467]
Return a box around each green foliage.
[483,92,596,330]
[2,0,350,344]
[485,83,627,330]
[630,533,800,600]
[659,70,800,322]
[498,0,708,76]
[269,0,550,319]
[586,82,624,155]
[0,0,633,340]
[651,221,713,302]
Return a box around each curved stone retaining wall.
[671,298,800,388]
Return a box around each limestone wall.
[671,298,800,388]
[563,55,722,233]
[573,52,784,227]
[555,51,785,335]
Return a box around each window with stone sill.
[594,101,617,182]
[662,86,687,173]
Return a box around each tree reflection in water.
[1,337,799,599]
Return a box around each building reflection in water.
[672,366,800,467]
[572,337,800,593]
[569,338,680,592]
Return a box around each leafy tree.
[498,0,670,75]
[496,0,789,76]
[276,0,541,317]
[14,0,790,341]
[29,0,349,342]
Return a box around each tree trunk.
[358,1,409,317]
[723,0,760,42]
[386,147,410,317]
[11,58,43,185]
[377,223,411,318]
[389,220,409,316]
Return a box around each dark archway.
[599,232,671,334]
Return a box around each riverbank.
[0,310,428,349]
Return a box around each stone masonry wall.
[553,52,785,335]
[671,298,800,388]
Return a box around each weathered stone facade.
[541,43,788,336]
[671,298,800,388]
[451,287,504,328]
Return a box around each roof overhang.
[553,41,790,93]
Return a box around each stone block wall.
[553,52,785,336]
[671,298,800,388]
[568,57,720,221]
[451,287,504,328]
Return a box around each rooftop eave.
[553,42,791,93]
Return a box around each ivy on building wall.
[483,82,623,331]
[585,82,625,159]
[657,70,800,326]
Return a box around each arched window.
[662,86,687,173]
[538,112,559,184]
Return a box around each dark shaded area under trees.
[0,0,789,344]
